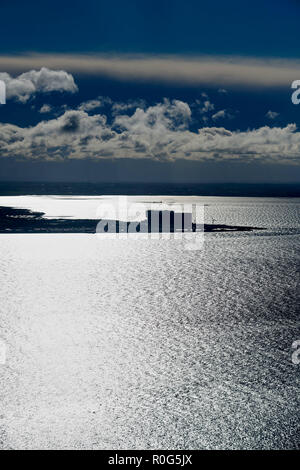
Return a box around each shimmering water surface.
[0,197,299,450]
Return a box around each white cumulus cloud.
[212,109,233,120]
[0,99,299,165]
[266,110,280,120]
[0,67,78,103]
[78,96,112,112]
[39,104,52,114]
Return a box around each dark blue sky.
[1,0,300,57]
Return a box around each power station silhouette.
[100,209,196,233]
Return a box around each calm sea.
[0,195,299,449]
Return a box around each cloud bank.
[0,99,299,165]
[0,67,78,103]
[0,54,300,88]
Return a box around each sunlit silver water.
[0,197,299,449]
